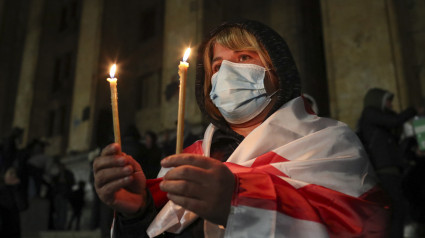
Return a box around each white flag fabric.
[144,97,389,237]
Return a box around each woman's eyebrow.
[212,56,222,64]
[235,50,254,53]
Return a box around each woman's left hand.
[160,154,235,226]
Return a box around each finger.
[123,170,146,194]
[167,193,207,216]
[163,165,209,183]
[160,180,203,199]
[97,175,134,205]
[100,143,121,156]
[94,165,134,189]
[161,154,218,169]
[93,154,128,173]
[126,155,143,172]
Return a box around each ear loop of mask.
[264,68,279,98]
[267,89,278,98]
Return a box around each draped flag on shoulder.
[145,97,390,237]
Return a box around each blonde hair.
[203,27,275,121]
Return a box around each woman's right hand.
[93,143,147,216]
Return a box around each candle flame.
[183,48,191,62]
[110,64,117,78]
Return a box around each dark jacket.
[358,88,416,170]
[114,19,300,238]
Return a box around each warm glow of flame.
[183,48,191,62]
[110,64,117,78]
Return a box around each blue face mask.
[209,60,276,124]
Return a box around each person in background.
[1,128,23,170]
[0,167,22,237]
[357,87,424,238]
[401,135,425,236]
[399,98,425,236]
[93,20,390,237]
[26,139,51,198]
[68,180,86,230]
[50,160,75,230]
[141,131,163,179]
[0,127,28,237]
[121,124,145,169]
[122,125,163,179]
[122,124,144,157]
[161,121,200,157]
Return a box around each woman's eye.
[239,55,251,62]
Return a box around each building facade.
[1,0,424,156]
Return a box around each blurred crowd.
[0,123,201,237]
[0,127,87,236]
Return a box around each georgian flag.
[146,97,390,237]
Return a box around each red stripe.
[182,140,203,154]
[250,152,289,177]
[301,95,316,115]
[225,162,390,236]
[298,184,390,236]
[225,164,321,222]
[146,178,167,209]
[251,151,289,167]
[146,140,203,209]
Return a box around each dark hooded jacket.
[195,20,300,162]
[113,20,300,238]
[357,88,417,171]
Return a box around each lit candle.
[176,48,191,154]
[107,64,121,146]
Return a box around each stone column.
[13,0,44,146]
[411,1,425,98]
[269,0,303,78]
[393,0,425,106]
[160,0,203,131]
[0,0,4,28]
[321,0,406,128]
[68,0,103,152]
[411,1,425,100]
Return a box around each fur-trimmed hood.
[363,88,394,112]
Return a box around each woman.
[94,20,389,237]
